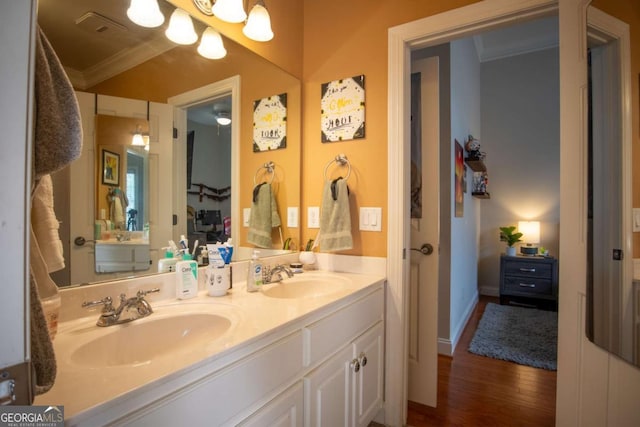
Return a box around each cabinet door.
[239,382,304,427]
[353,322,384,427]
[305,344,354,427]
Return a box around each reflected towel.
[318,178,353,251]
[31,175,65,273]
[247,183,281,248]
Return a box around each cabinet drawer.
[503,276,553,296]
[502,261,552,279]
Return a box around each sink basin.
[70,309,232,367]
[261,273,352,299]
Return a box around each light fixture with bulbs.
[165,8,198,45]
[126,0,165,28]
[197,27,227,59]
[211,0,247,23]
[243,0,273,42]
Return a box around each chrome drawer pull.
[519,268,536,272]
[519,283,536,288]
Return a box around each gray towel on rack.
[34,26,82,178]
[247,183,281,248]
[318,178,353,251]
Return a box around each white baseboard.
[438,292,479,356]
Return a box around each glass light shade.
[216,113,231,126]
[131,132,145,146]
[211,0,247,23]
[126,0,165,28]
[197,28,227,59]
[165,8,198,45]
[518,221,540,244]
[243,3,274,42]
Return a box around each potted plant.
[499,226,523,257]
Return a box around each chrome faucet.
[82,288,160,327]
[263,264,294,284]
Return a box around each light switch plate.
[287,207,299,228]
[243,208,251,227]
[634,208,640,232]
[359,207,382,231]
[308,206,320,229]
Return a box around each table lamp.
[518,221,540,256]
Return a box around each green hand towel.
[319,179,353,251]
[247,183,281,248]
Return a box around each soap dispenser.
[246,250,263,292]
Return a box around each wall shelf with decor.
[472,191,490,199]
[465,158,487,172]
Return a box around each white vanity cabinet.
[304,322,384,427]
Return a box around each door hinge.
[0,361,32,405]
[402,248,406,260]
[172,127,178,139]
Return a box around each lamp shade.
[165,8,198,45]
[197,28,227,59]
[127,0,165,28]
[518,221,540,244]
[243,3,274,42]
[211,0,247,23]
[216,112,231,126]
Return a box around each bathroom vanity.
[35,264,385,426]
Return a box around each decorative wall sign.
[321,75,365,142]
[253,93,287,152]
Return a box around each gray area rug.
[468,303,558,370]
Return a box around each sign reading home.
[0,405,64,427]
[253,93,287,152]
[321,75,365,142]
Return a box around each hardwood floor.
[407,296,557,427]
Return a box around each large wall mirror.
[586,8,638,370]
[39,0,301,287]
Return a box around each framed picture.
[102,149,120,186]
[253,93,287,152]
[454,139,464,217]
[321,75,365,142]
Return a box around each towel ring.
[254,161,275,185]
[323,154,351,182]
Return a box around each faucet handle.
[137,288,160,299]
[82,296,113,311]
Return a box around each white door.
[407,56,440,407]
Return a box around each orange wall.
[300,0,478,257]
[301,0,639,258]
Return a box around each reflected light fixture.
[243,0,274,42]
[216,111,231,126]
[211,0,247,24]
[518,220,540,255]
[126,0,165,28]
[197,27,227,59]
[165,8,198,45]
[131,125,146,146]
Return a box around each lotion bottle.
[246,250,263,292]
[175,253,198,299]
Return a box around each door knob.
[74,236,95,246]
[411,243,434,255]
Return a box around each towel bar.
[323,154,351,181]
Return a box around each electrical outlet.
[287,207,299,228]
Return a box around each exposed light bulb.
[126,0,165,28]
[243,1,273,42]
[197,27,227,59]
[211,0,247,24]
[165,8,198,45]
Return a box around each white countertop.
[34,270,385,423]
